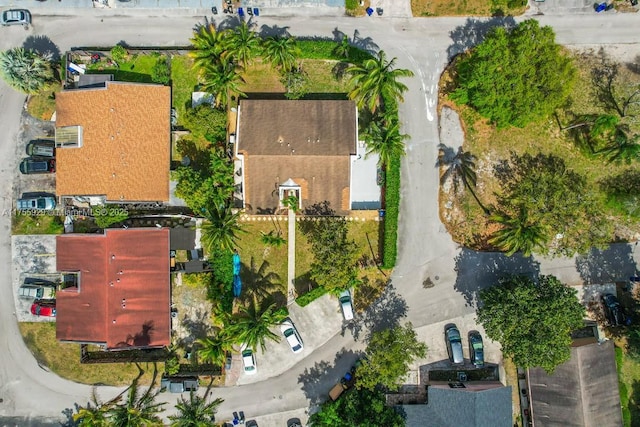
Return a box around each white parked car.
[280,320,304,354]
[242,349,257,375]
[339,290,354,321]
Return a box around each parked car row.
[20,140,56,175]
[241,318,305,376]
[445,324,484,367]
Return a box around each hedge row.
[382,151,401,269]
[296,286,328,307]
[297,40,374,64]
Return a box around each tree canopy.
[308,388,405,427]
[477,275,585,373]
[452,20,576,128]
[356,322,427,391]
[493,152,612,256]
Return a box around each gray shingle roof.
[399,386,513,427]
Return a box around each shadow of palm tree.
[22,35,61,61]
[239,257,283,305]
[347,283,407,341]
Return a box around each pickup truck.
[328,366,357,401]
[19,281,56,299]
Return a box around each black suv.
[602,293,630,327]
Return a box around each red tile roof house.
[56,228,171,349]
[234,100,381,215]
[54,81,171,204]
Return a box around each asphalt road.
[0,9,639,425]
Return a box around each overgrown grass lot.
[19,322,161,386]
[12,214,64,235]
[411,0,526,17]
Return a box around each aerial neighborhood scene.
[1,0,639,425]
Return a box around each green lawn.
[87,53,159,83]
[171,55,200,127]
[616,345,639,426]
[12,214,64,235]
[19,322,161,386]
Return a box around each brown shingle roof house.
[55,81,171,202]
[234,99,381,215]
[56,228,170,349]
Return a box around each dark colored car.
[445,324,464,365]
[31,301,56,317]
[287,418,302,427]
[19,158,55,174]
[1,9,31,26]
[26,140,55,158]
[468,331,485,368]
[602,293,630,326]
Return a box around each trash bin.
[378,209,385,218]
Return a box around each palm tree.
[367,118,408,167]
[169,391,224,427]
[489,208,548,257]
[189,24,228,69]
[333,35,351,60]
[107,375,165,427]
[346,50,413,114]
[196,331,235,366]
[0,47,51,94]
[243,258,282,302]
[226,296,286,352]
[598,129,640,164]
[199,60,246,108]
[73,388,114,427]
[439,145,490,215]
[224,22,261,68]
[200,204,245,253]
[262,36,300,73]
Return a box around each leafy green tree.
[201,203,244,253]
[226,296,286,351]
[495,152,613,256]
[0,47,51,94]
[281,67,310,100]
[367,117,408,167]
[182,105,227,142]
[170,391,224,427]
[199,60,246,108]
[439,146,490,215]
[356,322,427,392]
[302,218,359,293]
[151,55,171,85]
[477,275,585,373]
[347,50,413,114]
[452,20,576,128]
[189,24,227,69]
[489,207,548,257]
[262,36,300,73]
[599,168,640,218]
[224,22,261,68]
[196,332,235,366]
[260,230,286,247]
[110,45,128,63]
[332,35,351,60]
[309,387,405,427]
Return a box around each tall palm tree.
[169,391,224,427]
[262,36,300,73]
[189,24,228,69]
[73,388,114,427]
[224,22,261,68]
[0,47,51,94]
[489,208,548,257]
[439,145,490,215]
[346,50,413,114]
[107,375,165,427]
[367,118,408,167]
[201,203,245,253]
[599,130,640,164]
[196,331,235,366]
[226,296,286,352]
[199,60,246,108]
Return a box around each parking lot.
[11,235,59,322]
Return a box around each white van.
[339,290,354,321]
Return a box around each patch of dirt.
[171,273,215,350]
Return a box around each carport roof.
[527,340,622,427]
[55,228,170,349]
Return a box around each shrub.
[92,205,129,229]
[345,0,359,10]
[382,152,400,268]
[110,45,127,64]
[207,249,234,314]
[182,105,227,142]
[151,56,171,85]
[296,286,328,307]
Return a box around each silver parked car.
[17,195,56,211]
[1,9,31,26]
